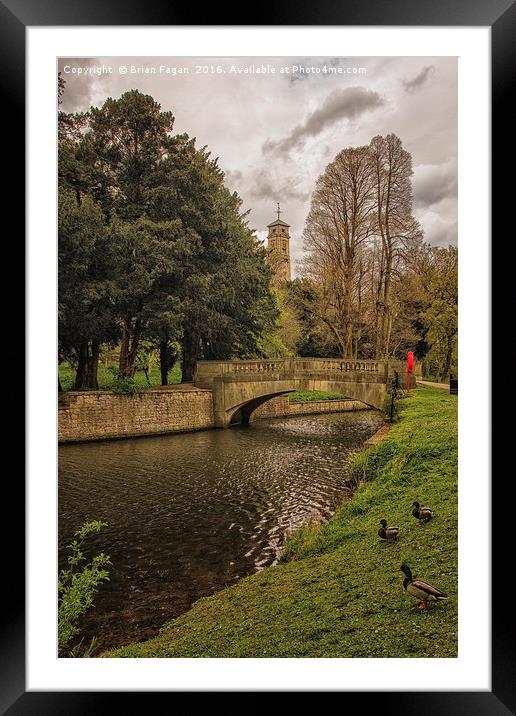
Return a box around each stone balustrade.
[196,358,387,381]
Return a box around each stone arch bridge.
[194,358,406,427]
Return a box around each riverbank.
[107,386,457,658]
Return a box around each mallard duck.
[412,501,433,522]
[400,564,447,609]
[378,519,400,541]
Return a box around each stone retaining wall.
[253,395,371,420]
[58,388,215,443]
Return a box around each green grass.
[106,386,457,658]
[288,390,347,403]
[59,361,182,391]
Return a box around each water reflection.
[58,410,383,651]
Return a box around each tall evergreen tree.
[58,189,117,389]
[58,88,277,387]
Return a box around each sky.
[59,56,458,274]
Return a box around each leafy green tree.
[58,89,278,388]
[109,217,184,377]
[288,278,341,357]
[170,150,278,380]
[84,90,176,220]
[418,246,458,379]
[78,91,186,377]
[58,189,118,389]
[259,285,301,358]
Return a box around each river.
[58,409,384,652]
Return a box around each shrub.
[111,375,138,394]
[58,520,111,657]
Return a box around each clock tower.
[267,203,291,284]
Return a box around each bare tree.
[302,146,377,357]
[369,134,422,357]
[299,135,431,361]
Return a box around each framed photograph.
[5,0,510,710]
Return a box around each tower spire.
[276,202,282,221]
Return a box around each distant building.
[267,203,291,284]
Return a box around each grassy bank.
[59,361,182,391]
[288,390,348,403]
[107,386,457,658]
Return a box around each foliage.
[418,246,458,380]
[258,331,293,358]
[110,374,138,395]
[259,286,301,358]
[107,387,457,658]
[58,188,117,389]
[58,521,111,656]
[287,278,343,358]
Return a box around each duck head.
[412,501,420,509]
[379,519,387,528]
[400,564,413,580]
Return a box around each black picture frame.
[5,0,510,711]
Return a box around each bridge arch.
[227,391,295,426]
[226,382,382,427]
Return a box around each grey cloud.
[58,58,112,112]
[413,162,457,209]
[248,169,310,202]
[419,212,457,247]
[263,86,385,156]
[225,169,243,185]
[402,65,435,93]
[288,56,343,84]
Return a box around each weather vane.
[276,202,282,221]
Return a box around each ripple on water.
[59,409,384,651]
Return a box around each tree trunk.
[126,317,142,378]
[375,236,386,358]
[442,334,454,381]
[74,340,89,390]
[342,262,354,357]
[380,245,393,357]
[344,320,353,358]
[87,339,101,389]
[119,321,130,377]
[159,338,170,385]
[385,314,393,358]
[181,325,199,383]
[74,339,101,389]
[119,315,142,378]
